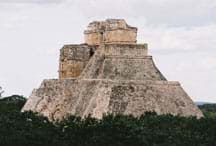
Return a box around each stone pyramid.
[22,19,203,120]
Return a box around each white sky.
[0,0,216,102]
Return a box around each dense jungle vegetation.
[0,95,216,146]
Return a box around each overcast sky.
[0,0,216,102]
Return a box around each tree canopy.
[0,95,216,146]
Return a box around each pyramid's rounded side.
[22,79,203,120]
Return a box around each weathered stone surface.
[22,19,203,120]
[23,79,203,120]
[59,44,97,79]
[84,19,137,45]
[79,45,166,81]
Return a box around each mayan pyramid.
[22,19,203,120]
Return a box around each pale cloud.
[201,57,216,70]
[0,0,215,102]
[65,0,216,26]
[175,56,216,72]
[138,24,216,51]
[0,0,65,4]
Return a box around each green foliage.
[0,95,26,113]
[0,96,216,146]
[199,104,216,118]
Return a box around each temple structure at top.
[59,19,147,79]
[84,19,137,45]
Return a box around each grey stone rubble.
[22,19,203,121]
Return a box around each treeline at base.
[0,95,216,146]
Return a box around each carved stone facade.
[84,19,137,45]
[22,19,203,120]
[59,19,138,79]
[59,44,97,79]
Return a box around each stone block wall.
[84,19,137,45]
[104,29,137,44]
[84,32,103,46]
[79,43,166,81]
[59,44,97,79]
[104,44,148,57]
[22,79,203,120]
